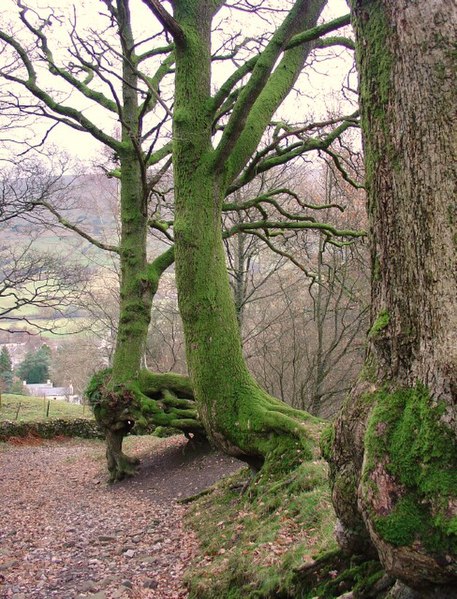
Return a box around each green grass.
[184,421,389,598]
[185,421,338,599]
[0,393,93,422]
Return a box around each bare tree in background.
[238,161,368,417]
[0,243,89,333]
[0,0,364,479]
[0,160,94,334]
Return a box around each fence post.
[46,400,50,418]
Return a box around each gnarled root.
[86,368,205,482]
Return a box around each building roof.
[25,383,73,397]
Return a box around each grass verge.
[184,418,390,598]
[185,422,340,598]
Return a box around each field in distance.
[0,394,93,422]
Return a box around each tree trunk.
[105,426,140,480]
[112,151,151,381]
[328,0,457,592]
[90,0,188,480]
[172,0,324,468]
[93,1,153,479]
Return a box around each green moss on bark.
[172,0,326,469]
[353,0,394,182]
[368,309,390,339]
[86,368,204,481]
[362,385,457,555]
[87,368,202,435]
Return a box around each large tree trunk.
[328,0,457,593]
[172,0,324,468]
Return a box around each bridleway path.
[0,435,241,599]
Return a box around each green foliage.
[9,380,29,395]
[0,346,13,392]
[16,344,52,384]
[363,385,457,553]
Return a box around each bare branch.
[141,0,185,44]
[34,200,120,254]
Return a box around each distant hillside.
[2,174,119,248]
[1,173,174,335]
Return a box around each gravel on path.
[0,435,241,599]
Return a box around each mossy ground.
[185,420,364,598]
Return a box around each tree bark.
[91,1,155,479]
[328,0,457,591]
[88,369,203,481]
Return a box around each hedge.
[0,418,104,441]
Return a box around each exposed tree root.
[292,549,391,598]
[86,368,205,481]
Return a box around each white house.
[24,380,81,403]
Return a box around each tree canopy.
[16,344,51,384]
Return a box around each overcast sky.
[0,0,354,167]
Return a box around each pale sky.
[0,0,354,167]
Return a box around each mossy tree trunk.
[98,2,155,479]
[90,1,199,481]
[171,0,327,468]
[328,1,457,593]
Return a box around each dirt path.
[0,436,242,599]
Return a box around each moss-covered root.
[324,380,378,558]
[197,377,322,474]
[327,383,457,590]
[85,368,204,482]
[293,550,390,598]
